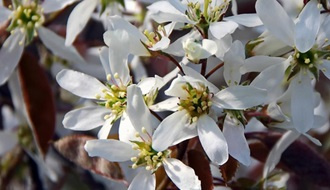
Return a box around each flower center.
[178,82,212,122]
[7,2,44,44]
[186,0,230,24]
[95,73,129,118]
[130,130,171,173]
[293,49,317,69]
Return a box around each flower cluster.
[0,0,329,189]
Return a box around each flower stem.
[205,62,224,78]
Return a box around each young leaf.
[188,149,214,190]
[53,135,125,182]
[219,155,239,183]
[18,53,55,157]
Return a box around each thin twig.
[161,52,185,75]
[205,62,224,79]
[200,59,207,76]
[150,109,163,122]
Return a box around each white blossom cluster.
[0,0,330,189]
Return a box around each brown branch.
[205,62,224,79]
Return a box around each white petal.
[201,39,218,57]
[256,0,295,46]
[290,73,314,133]
[137,77,162,95]
[241,56,286,74]
[63,106,109,130]
[0,6,11,24]
[320,60,330,80]
[263,130,300,188]
[251,58,290,92]
[99,47,111,76]
[106,16,150,56]
[223,40,245,86]
[165,75,190,98]
[303,133,321,146]
[119,112,140,143]
[126,85,159,138]
[197,115,228,165]
[213,85,267,110]
[38,27,86,64]
[65,0,97,46]
[147,1,192,24]
[164,158,201,190]
[212,34,232,60]
[104,30,131,84]
[85,139,137,162]
[209,21,239,40]
[0,131,18,156]
[223,115,251,166]
[149,97,179,112]
[149,37,170,51]
[128,170,155,190]
[97,114,116,139]
[152,111,197,152]
[0,32,24,85]
[295,0,320,53]
[56,69,107,99]
[181,65,219,93]
[42,0,78,14]
[224,14,263,27]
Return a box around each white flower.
[85,85,201,190]
[0,0,86,86]
[250,0,329,132]
[148,0,262,39]
[57,29,163,139]
[152,65,267,165]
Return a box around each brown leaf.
[188,150,214,190]
[53,135,125,182]
[246,132,330,187]
[18,53,55,156]
[219,155,239,183]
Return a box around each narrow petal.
[42,0,78,14]
[181,65,219,93]
[164,158,201,190]
[149,37,170,51]
[223,115,251,166]
[126,85,159,137]
[152,111,197,152]
[38,27,86,64]
[213,85,267,110]
[85,139,137,162]
[0,131,18,156]
[105,16,150,56]
[97,114,116,139]
[63,106,109,130]
[241,56,286,74]
[209,21,239,40]
[147,1,192,24]
[223,40,245,86]
[56,69,107,99]
[197,115,228,165]
[149,97,179,112]
[0,6,11,24]
[295,0,320,53]
[104,30,131,84]
[128,171,155,190]
[224,14,263,27]
[0,32,24,85]
[290,73,314,133]
[201,39,218,57]
[320,60,330,80]
[65,0,97,45]
[256,0,295,46]
[119,112,140,143]
[99,47,111,76]
[263,130,300,188]
[250,58,290,92]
